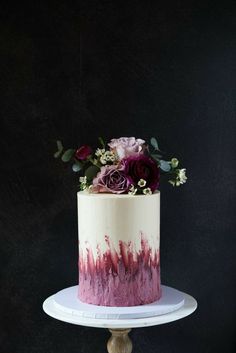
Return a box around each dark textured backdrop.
[0,1,235,353]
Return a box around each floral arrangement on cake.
[54,137,187,194]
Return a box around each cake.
[54,136,187,307]
[77,191,161,306]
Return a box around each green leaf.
[160,160,171,172]
[54,140,64,158]
[85,165,100,181]
[98,136,105,148]
[72,161,83,172]
[151,153,162,161]
[150,137,159,150]
[61,149,75,162]
[57,140,63,151]
[54,150,61,158]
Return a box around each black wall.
[0,1,235,352]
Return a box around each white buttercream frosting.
[77,191,160,259]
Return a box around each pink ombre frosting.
[77,191,161,307]
[78,235,161,306]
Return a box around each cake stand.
[43,285,197,353]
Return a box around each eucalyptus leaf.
[61,149,75,162]
[54,140,64,158]
[150,137,159,150]
[151,153,162,161]
[85,165,100,181]
[56,140,63,152]
[98,136,105,148]
[72,161,83,172]
[54,150,62,158]
[160,160,171,172]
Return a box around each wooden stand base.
[107,329,132,353]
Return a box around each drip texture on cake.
[77,191,161,307]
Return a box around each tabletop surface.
[43,286,197,329]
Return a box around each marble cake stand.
[43,285,197,353]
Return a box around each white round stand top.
[52,285,184,320]
[43,285,197,329]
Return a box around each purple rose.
[93,165,132,194]
[122,155,160,192]
[75,145,92,161]
[108,137,145,160]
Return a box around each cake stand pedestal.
[43,285,197,353]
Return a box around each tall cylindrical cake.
[77,190,161,306]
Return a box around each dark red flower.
[75,145,92,161]
[122,155,160,192]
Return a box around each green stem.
[88,156,101,168]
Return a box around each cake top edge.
[77,190,160,198]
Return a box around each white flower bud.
[171,158,179,168]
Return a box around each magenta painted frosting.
[78,234,161,306]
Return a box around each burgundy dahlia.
[122,155,160,192]
[75,145,92,161]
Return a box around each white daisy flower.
[128,184,137,195]
[143,187,152,195]
[168,168,187,186]
[138,179,146,187]
[95,148,105,157]
[177,168,187,184]
[79,176,88,190]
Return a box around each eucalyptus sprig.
[150,137,171,172]
[149,137,187,186]
[54,140,64,158]
[54,140,102,185]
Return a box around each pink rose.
[108,137,145,160]
[93,165,132,194]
